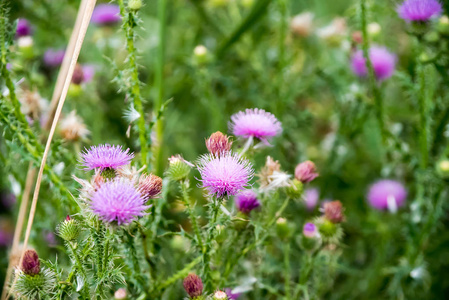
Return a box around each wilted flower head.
[303,222,318,238]
[60,111,90,141]
[18,89,48,121]
[183,273,203,298]
[351,46,396,81]
[225,288,241,300]
[16,19,32,38]
[91,4,121,25]
[206,131,233,156]
[197,152,254,198]
[81,144,134,171]
[43,48,65,67]
[213,290,228,300]
[138,174,163,198]
[398,0,442,22]
[295,161,319,183]
[235,190,261,214]
[21,250,40,276]
[367,179,407,212]
[291,12,314,37]
[90,178,149,225]
[323,200,345,223]
[229,108,282,144]
[71,64,84,85]
[304,188,319,211]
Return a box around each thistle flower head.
[304,188,319,211]
[197,152,254,198]
[90,178,149,225]
[206,131,233,156]
[138,174,163,198]
[351,46,396,81]
[398,0,442,22]
[21,250,40,276]
[225,288,241,300]
[229,108,282,144]
[323,200,345,223]
[213,290,228,300]
[16,19,32,38]
[183,273,203,298]
[295,161,319,183]
[60,111,90,141]
[235,190,261,214]
[367,179,407,211]
[43,48,65,67]
[91,4,121,25]
[303,222,318,238]
[81,144,134,171]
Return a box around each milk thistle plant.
[2,0,449,299]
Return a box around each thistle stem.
[283,242,291,300]
[180,180,205,252]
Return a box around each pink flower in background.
[295,161,319,183]
[304,188,319,210]
[81,144,134,171]
[91,4,121,25]
[16,19,32,37]
[43,48,65,67]
[351,46,396,81]
[367,180,407,211]
[229,108,282,145]
[82,65,96,83]
[398,0,442,22]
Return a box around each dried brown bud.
[71,64,84,85]
[139,174,163,198]
[183,273,203,298]
[206,131,233,156]
[21,249,40,276]
[324,200,345,223]
[294,160,319,183]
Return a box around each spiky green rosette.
[101,167,117,180]
[57,217,81,241]
[14,268,56,298]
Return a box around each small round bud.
[286,179,303,199]
[17,36,34,59]
[193,45,209,65]
[183,273,203,298]
[276,217,293,240]
[56,216,81,241]
[294,161,319,183]
[303,222,318,238]
[323,200,345,224]
[167,155,191,181]
[317,218,338,238]
[438,15,449,34]
[367,22,381,37]
[21,250,40,276]
[128,0,143,11]
[436,160,449,178]
[206,131,233,156]
[290,12,314,37]
[213,290,228,300]
[114,288,127,300]
[138,174,163,198]
[299,223,321,251]
[71,64,84,85]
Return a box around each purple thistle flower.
[90,178,149,225]
[398,0,442,22]
[351,46,396,81]
[225,288,241,300]
[43,48,65,68]
[81,144,134,170]
[304,188,319,211]
[303,222,317,238]
[367,180,407,211]
[197,152,254,198]
[82,65,96,83]
[235,189,261,214]
[229,108,282,145]
[91,4,121,25]
[16,19,32,38]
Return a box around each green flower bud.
[298,234,321,252]
[193,45,210,65]
[438,16,449,35]
[14,268,56,299]
[315,217,343,243]
[436,159,449,179]
[128,0,143,11]
[276,217,294,240]
[166,155,191,181]
[286,179,303,199]
[57,215,81,241]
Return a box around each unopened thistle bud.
[323,200,345,224]
[193,45,209,64]
[128,0,143,11]
[367,22,381,37]
[183,273,204,298]
[56,215,81,241]
[299,222,321,251]
[71,64,84,85]
[294,161,319,183]
[138,174,163,198]
[303,222,318,238]
[114,288,128,300]
[213,290,228,300]
[276,217,293,240]
[438,15,449,34]
[206,131,233,156]
[437,159,449,178]
[21,250,40,276]
[286,179,303,199]
[167,155,191,181]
